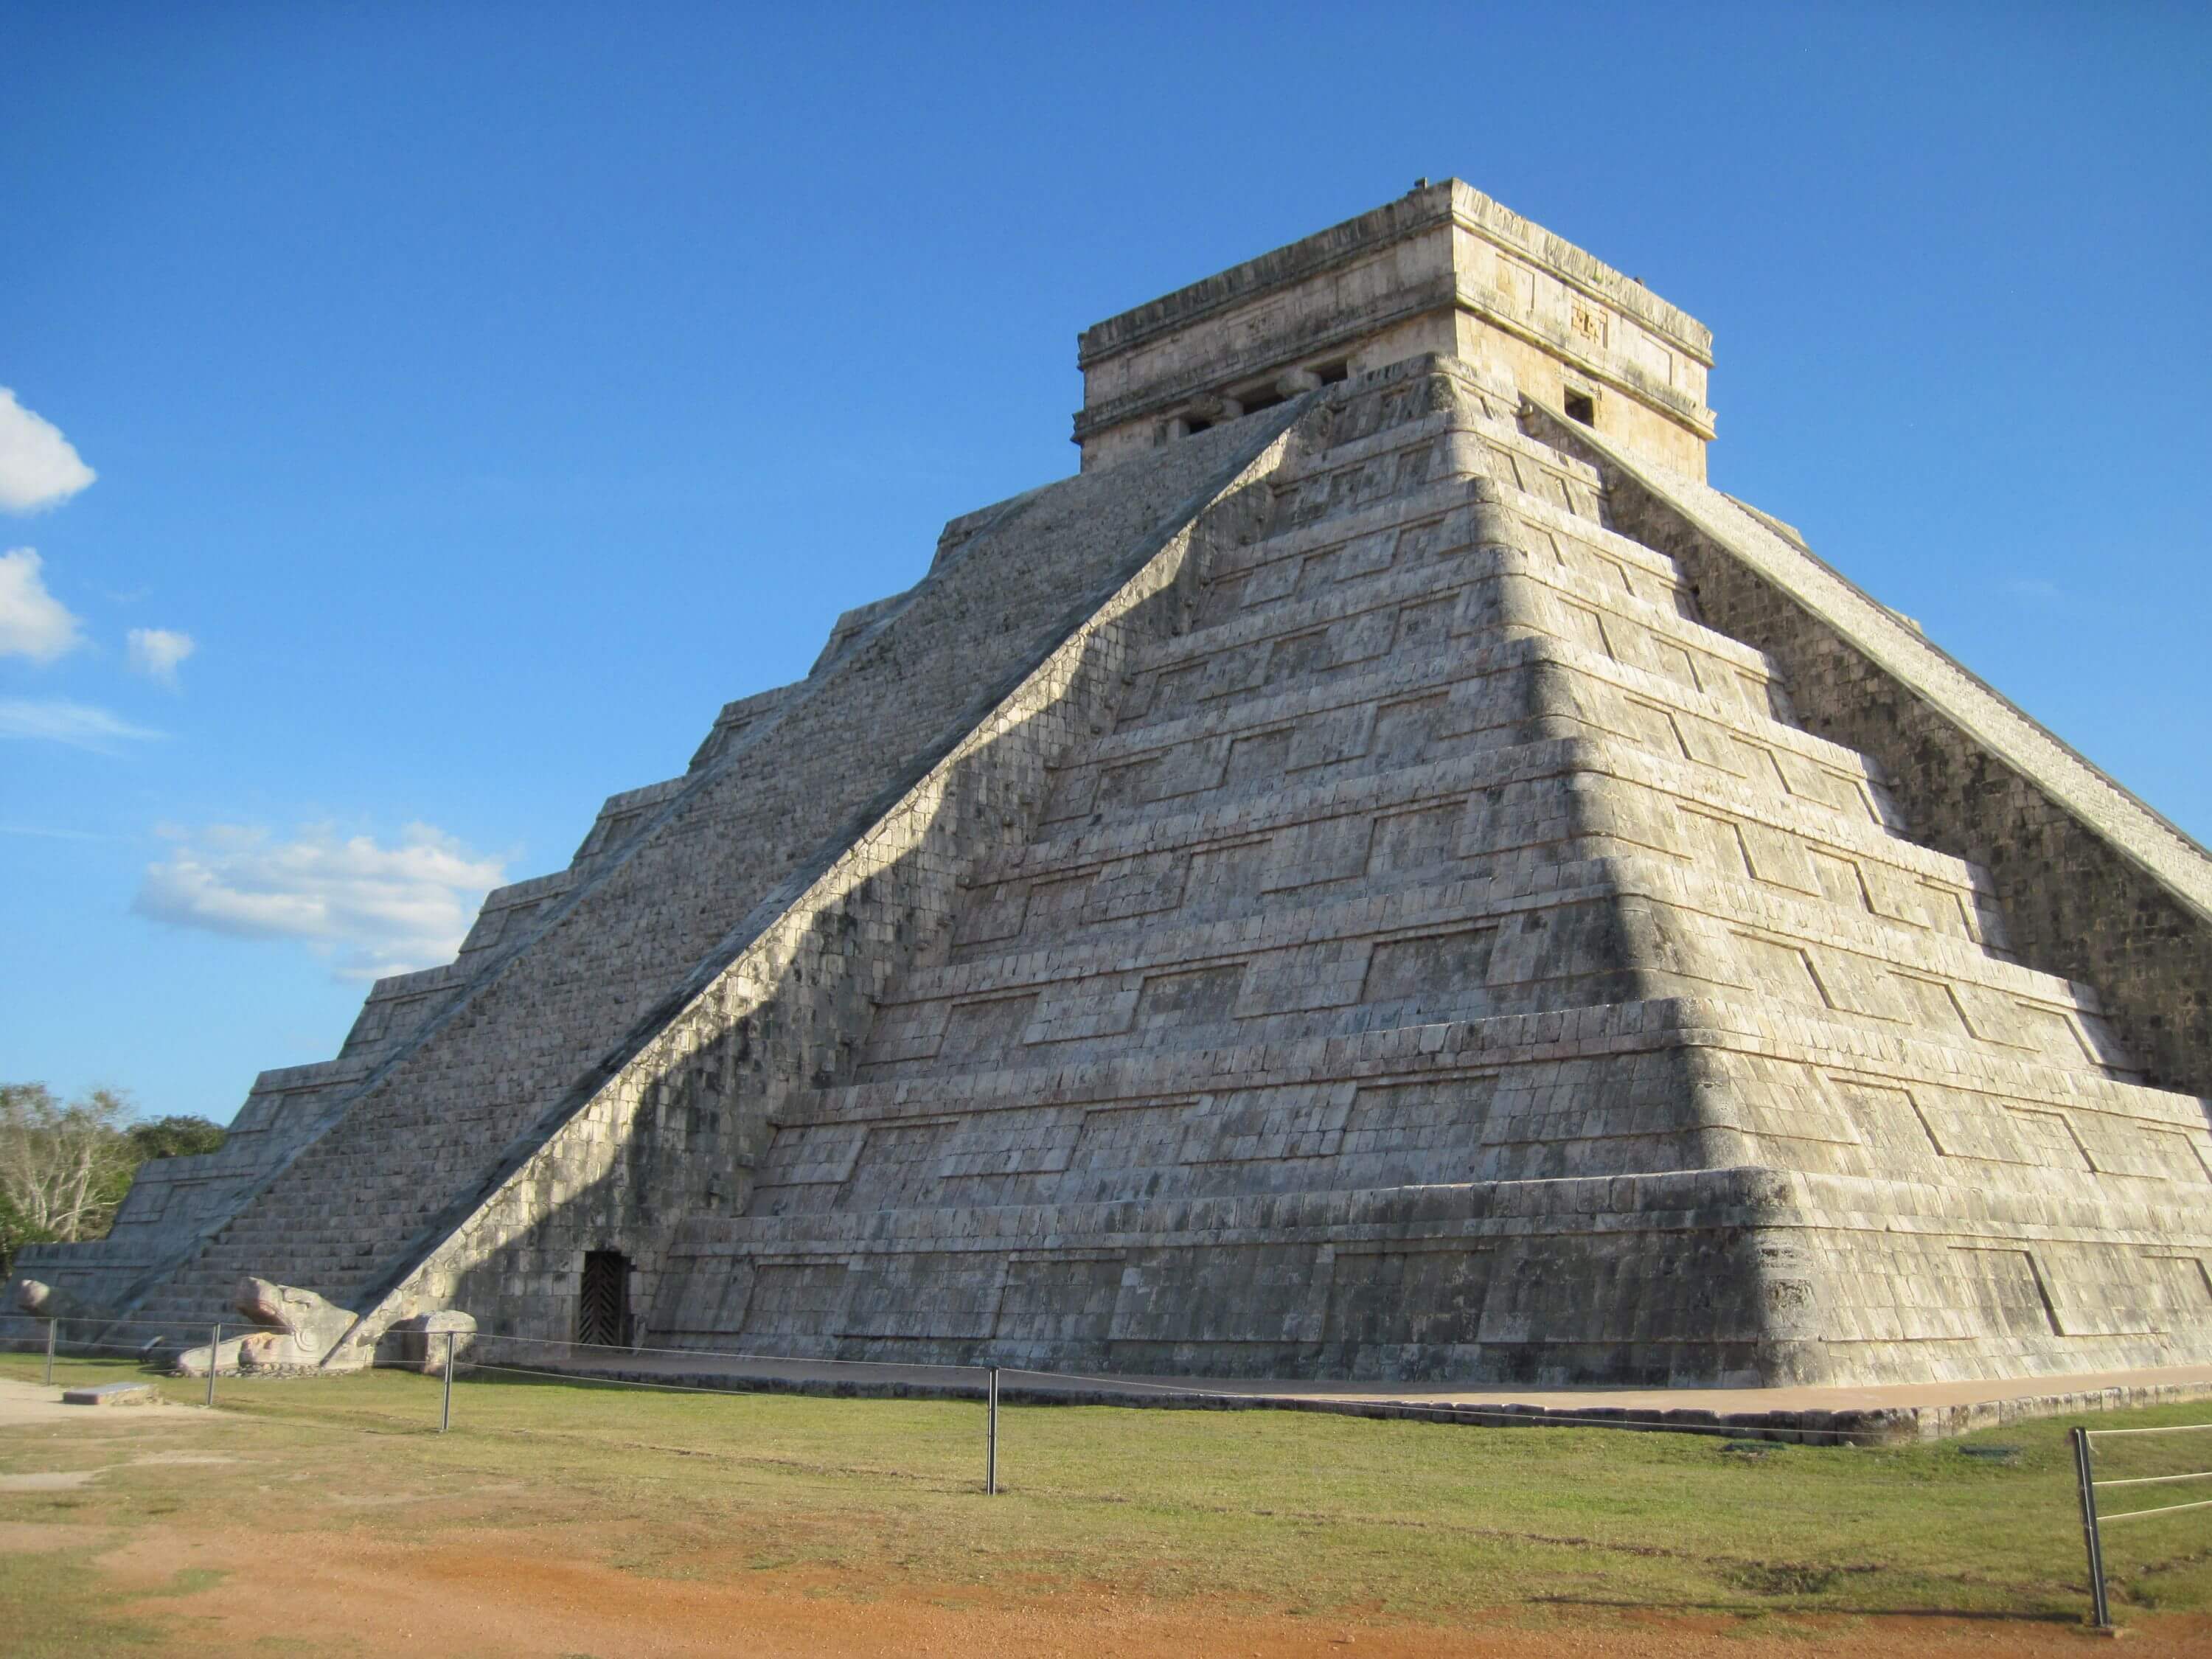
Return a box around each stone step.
[1203,479,1694,640]
[890,820,2118,1090]
[1268,408,1478,485]
[808,990,2196,1137]
[1044,684,1910,905]
[1116,528,1790,751]
[1020,704,1978,947]
[863,880,1631,1079]
[953,819,2037,1053]
[1606,852,2131,1076]
[568,775,691,872]
[1117,540,1786,751]
[1059,626,1881,855]
[1211,450,1669,627]
[1204,476,1489,588]
[1268,422,1498,533]
[686,681,803,773]
[721,1166,2212,1287]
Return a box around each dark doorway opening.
[577,1250,630,1347]
[1564,389,1596,425]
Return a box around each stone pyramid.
[29,181,2212,1389]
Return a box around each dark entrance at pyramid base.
[577,1250,630,1348]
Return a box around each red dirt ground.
[88,1523,2208,1657]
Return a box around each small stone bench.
[61,1382,157,1408]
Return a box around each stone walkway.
[463,1343,2212,1444]
[18,1339,2211,1444]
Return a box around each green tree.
[0,1083,138,1240]
[127,1115,227,1161]
[0,1087,232,1279]
[0,1188,49,1282]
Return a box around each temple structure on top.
[1074,181,1713,477]
[18,181,2211,1394]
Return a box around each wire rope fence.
[13,1314,2206,1458]
[4,1310,1912,1480]
[2070,1419,2212,1630]
[0,1309,2129,1458]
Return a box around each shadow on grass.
[451,1365,756,1394]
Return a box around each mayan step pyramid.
[27,181,2212,1388]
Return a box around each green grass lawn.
[4,1348,2211,1649]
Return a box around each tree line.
[0,1082,226,1279]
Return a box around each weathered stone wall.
[634,358,2212,1388]
[34,189,2210,1399]
[99,400,1308,1338]
[16,1058,369,1311]
[1077,180,1714,478]
[664,1020,1780,1386]
[1528,404,2212,1102]
[336,404,1320,1344]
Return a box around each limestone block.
[388,1310,477,1375]
[170,1335,252,1377]
[11,1278,95,1322]
[63,1382,157,1407]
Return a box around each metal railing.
[2070,1420,2212,1630]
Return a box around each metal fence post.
[986,1366,1000,1495]
[2072,1426,2112,1630]
[44,1318,57,1386]
[440,1329,455,1433]
[206,1322,220,1409]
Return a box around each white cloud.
[133,821,509,981]
[0,389,96,512]
[0,824,132,842]
[0,548,84,661]
[0,696,160,751]
[2005,577,2065,605]
[127,626,197,688]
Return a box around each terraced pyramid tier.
[641,361,2212,1387]
[41,396,1316,1338]
[26,181,2211,1396]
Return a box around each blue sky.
[3,3,2206,1124]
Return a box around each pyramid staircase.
[24,344,2211,1392]
[645,361,2212,1387]
[29,400,1308,1340]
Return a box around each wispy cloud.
[0,696,161,752]
[0,548,84,662]
[0,823,136,842]
[0,389,96,513]
[133,821,509,981]
[127,626,197,689]
[2004,577,2065,605]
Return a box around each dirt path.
[9,1370,2205,1655]
[28,1520,2206,1658]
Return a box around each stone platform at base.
[478,1350,2212,1447]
